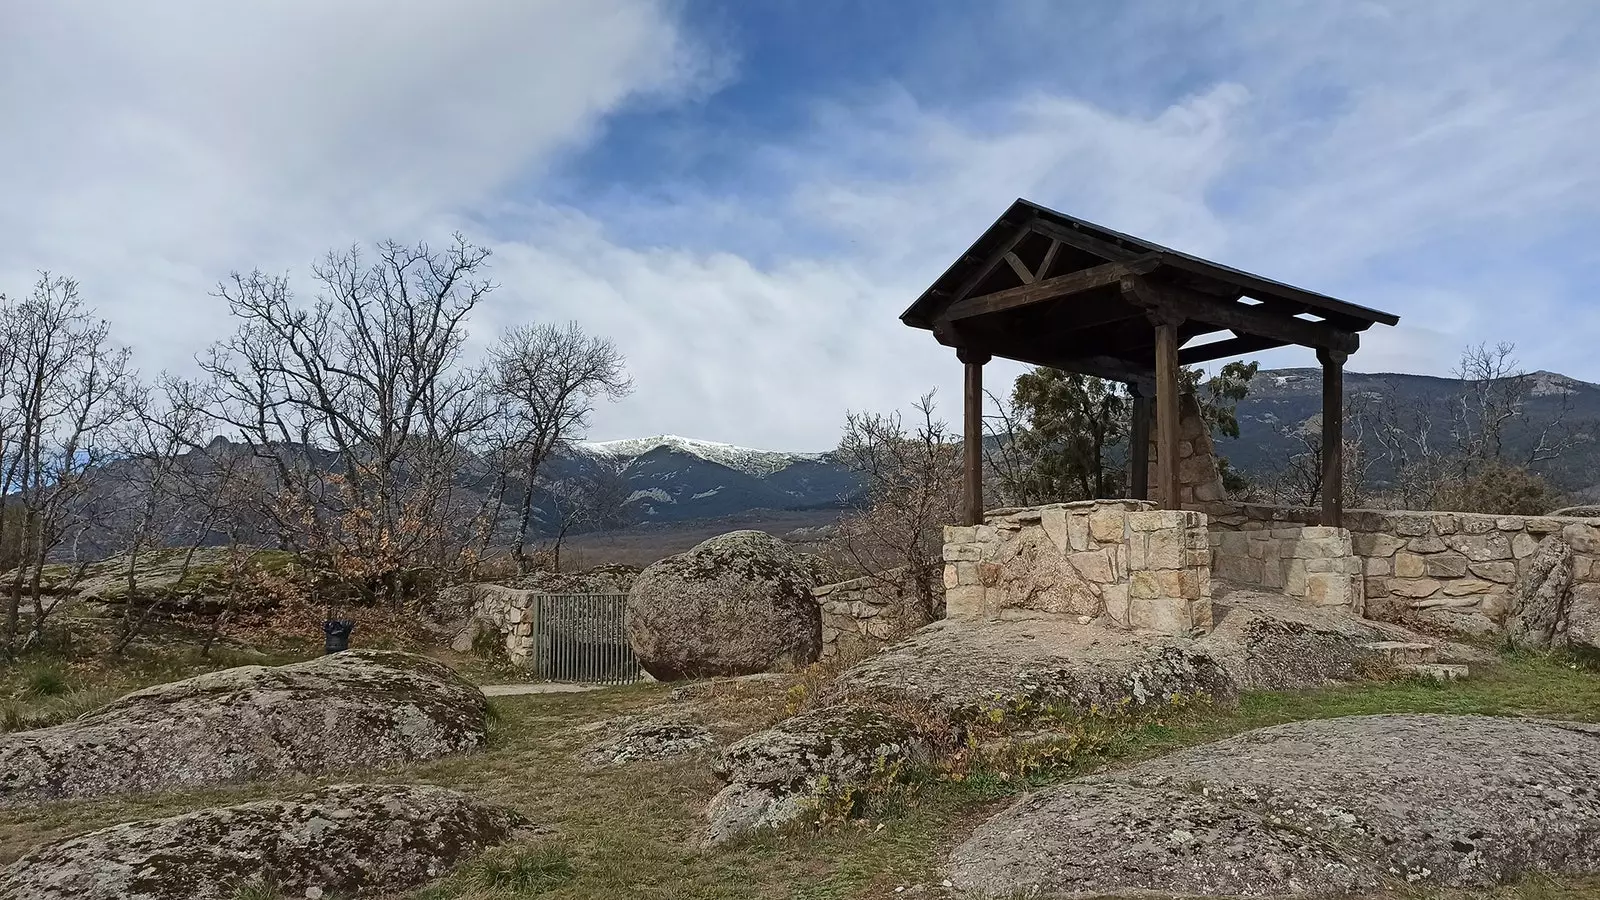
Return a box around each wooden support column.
[958,348,991,526]
[1317,348,1348,527]
[1129,386,1151,501]
[1153,321,1181,510]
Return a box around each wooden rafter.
[1004,252,1036,285]
[1122,277,1359,355]
[938,257,1158,323]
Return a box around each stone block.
[945,585,986,619]
[1246,539,1267,559]
[1271,527,1304,540]
[944,542,982,563]
[979,562,1003,587]
[1068,550,1115,583]
[1102,583,1131,627]
[1127,533,1148,570]
[1147,531,1186,569]
[1525,517,1566,534]
[1431,514,1461,535]
[1305,572,1352,607]
[1352,532,1407,557]
[1178,439,1194,458]
[1193,480,1225,502]
[1365,556,1392,576]
[1215,554,1263,584]
[1089,508,1126,542]
[1407,534,1447,553]
[1178,568,1208,601]
[974,524,1000,543]
[1394,552,1427,578]
[1305,557,1334,574]
[1512,531,1540,559]
[1459,516,1497,535]
[1129,596,1197,635]
[1127,510,1183,533]
[1443,534,1513,563]
[1129,570,1160,600]
[1262,559,1286,589]
[1184,528,1212,551]
[1442,579,1496,598]
[1068,513,1091,552]
[1040,508,1070,552]
[944,525,977,545]
[1423,555,1469,578]
[1389,577,1442,599]
[865,619,895,640]
[1469,561,1517,584]
[1564,523,1600,555]
[1364,576,1389,598]
[1186,549,1211,568]
[1390,514,1433,537]
[943,564,959,590]
[1496,517,1526,532]
[1286,559,1307,596]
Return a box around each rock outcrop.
[0,784,523,900]
[581,720,715,768]
[0,650,487,808]
[1506,535,1575,649]
[627,530,820,680]
[705,706,930,845]
[951,714,1600,897]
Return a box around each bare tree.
[488,322,631,574]
[201,236,495,610]
[540,455,631,572]
[831,391,962,624]
[0,275,133,655]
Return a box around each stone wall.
[1209,525,1364,613]
[942,500,1213,636]
[1200,501,1600,633]
[1146,393,1228,507]
[454,584,540,663]
[813,566,939,660]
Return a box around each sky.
[3,0,1600,452]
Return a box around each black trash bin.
[323,619,356,654]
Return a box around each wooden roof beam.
[1179,333,1288,364]
[939,257,1159,323]
[1122,276,1360,355]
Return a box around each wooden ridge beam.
[947,214,1037,304]
[939,257,1158,323]
[1122,277,1360,355]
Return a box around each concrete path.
[478,682,608,697]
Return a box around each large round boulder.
[0,783,523,900]
[626,530,820,680]
[0,650,487,808]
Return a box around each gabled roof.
[902,198,1399,333]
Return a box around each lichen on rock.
[950,714,1600,897]
[704,706,930,845]
[0,650,488,808]
[0,783,524,900]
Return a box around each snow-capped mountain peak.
[577,434,824,478]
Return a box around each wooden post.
[1154,322,1181,509]
[1129,388,1151,501]
[1317,348,1347,527]
[958,348,990,526]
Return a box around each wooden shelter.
[902,199,1399,528]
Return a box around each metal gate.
[528,593,641,684]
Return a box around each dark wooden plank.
[948,215,1037,304]
[1154,322,1181,510]
[1004,252,1036,285]
[1178,333,1287,364]
[958,348,990,526]
[1030,218,1143,262]
[1125,277,1360,354]
[939,257,1158,323]
[1318,348,1347,528]
[1130,391,1151,501]
[1035,239,1062,280]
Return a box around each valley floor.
[4,645,1600,899]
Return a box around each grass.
[2,648,1598,898]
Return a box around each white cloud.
[3,0,1598,455]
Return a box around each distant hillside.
[1222,368,1600,499]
